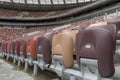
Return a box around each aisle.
[0,59,34,80]
[0,56,59,80]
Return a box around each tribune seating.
[6,41,11,60]
[73,24,118,80]
[20,39,27,58]
[24,35,41,70]
[13,39,21,63]
[1,40,6,57]
[1,17,120,80]
[87,23,116,53]
[18,39,27,66]
[108,18,120,39]
[33,31,56,75]
[10,40,15,59]
[52,29,78,76]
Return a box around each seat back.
[10,41,15,54]
[7,41,11,53]
[108,19,120,40]
[52,29,78,68]
[76,27,115,77]
[87,23,116,54]
[5,41,8,53]
[36,36,43,54]
[26,36,40,60]
[36,32,55,64]
[1,41,5,52]
[15,40,21,56]
[20,39,27,58]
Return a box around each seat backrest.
[88,22,107,28]
[26,35,40,60]
[10,41,15,54]
[1,41,5,52]
[7,41,11,53]
[20,39,27,58]
[36,36,43,54]
[87,23,116,54]
[52,29,78,68]
[36,32,56,64]
[107,19,120,40]
[15,40,21,56]
[76,28,115,77]
[4,42,7,52]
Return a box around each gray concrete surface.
[0,59,34,80]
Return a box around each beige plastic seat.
[86,21,108,29]
[52,29,78,68]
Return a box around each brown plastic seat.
[7,41,11,54]
[26,35,40,60]
[52,29,78,68]
[76,26,115,77]
[20,39,27,58]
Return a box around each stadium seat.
[13,39,21,63]
[1,40,6,57]
[6,41,11,60]
[24,35,40,71]
[10,40,15,59]
[52,29,78,77]
[18,39,27,66]
[87,23,116,54]
[33,31,56,75]
[107,19,120,56]
[75,24,116,80]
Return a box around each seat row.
[1,18,120,80]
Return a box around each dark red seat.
[87,24,116,54]
[10,40,15,55]
[1,41,5,53]
[36,37,42,55]
[76,25,115,77]
[20,39,27,58]
[26,35,40,60]
[15,40,21,56]
[108,19,120,40]
[36,32,55,64]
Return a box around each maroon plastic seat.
[5,41,8,53]
[108,19,120,40]
[10,40,15,55]
[1,41,5,53]
[36,37,42,54]
[41,32,55,64]
[15,40,21,56]
[76,26,115,77]
[87,24,116,54]
[20,39,27,58]
[36,32,56,64]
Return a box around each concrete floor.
[0,57,59,80]
[0,59,34,80]
[0,54,120,80]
